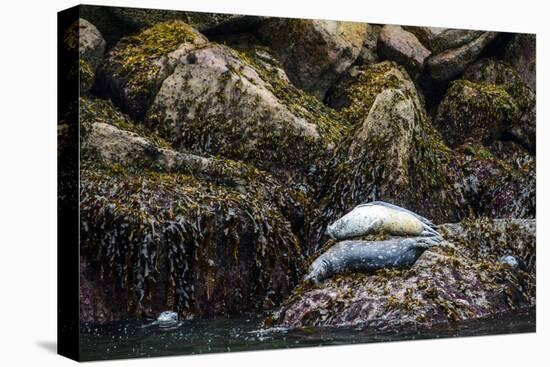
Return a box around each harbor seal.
[326,201,441,240]
[304,238,439,284]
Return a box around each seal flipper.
[412,237,441,248]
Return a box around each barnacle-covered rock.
[265,218,535,329]
[256,19,368,99]
[454,143,535,218]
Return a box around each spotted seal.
[304,237,440,284]
[326,201,441,241]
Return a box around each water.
[80,307,535,361]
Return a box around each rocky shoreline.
[59,7,535,327]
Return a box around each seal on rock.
[326,201,441,240]
[304,237,440,284]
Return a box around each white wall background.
[0,0,546,365]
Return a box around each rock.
[454,143,535,219]
[435,79,519,147]
[426,32,498,81]
[77,18,106,70]
[79,98,309,323]
[354,24,381,65]
[266,218,535,329]
[377,25,431,78]
[79,5,138,49]
[98,20,208,120]
[108,7,241,32]
[462,58,536,153]
[256,19,368,99]
[317,62,465,243]
[403,26,485,54]
[63,18,106,93]
[99,21,343,181]
[504,34,536,92]
[146,44,343,181]
[481,157,535,218]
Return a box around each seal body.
[304,238,437,284]
[326,201,441,240]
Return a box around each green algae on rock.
[98,20,208,119]
[435,80,519,147]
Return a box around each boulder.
[76,18,106,71]
[98,20,208,120]
[78,98,309,323]
[462,58,536,153]
[504,34,536,92]
[426,32,498,81]
[403,26,485,54]
[317,62,466,245]
[454,143,535,219]
[146,44,343,181]
[435,59,536,152]
[435,79,519,147]
[256,19,368,99]
[63,18,106,93]
[377,25,431,78]
[266,218,535,329]
[108,7,241,32]
[354,24,381,66]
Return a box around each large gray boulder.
[266,218,535,329]
[256,19,368,99]
[377,25,431,78]
[402,26,498,81]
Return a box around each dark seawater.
[80,307,535,361]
